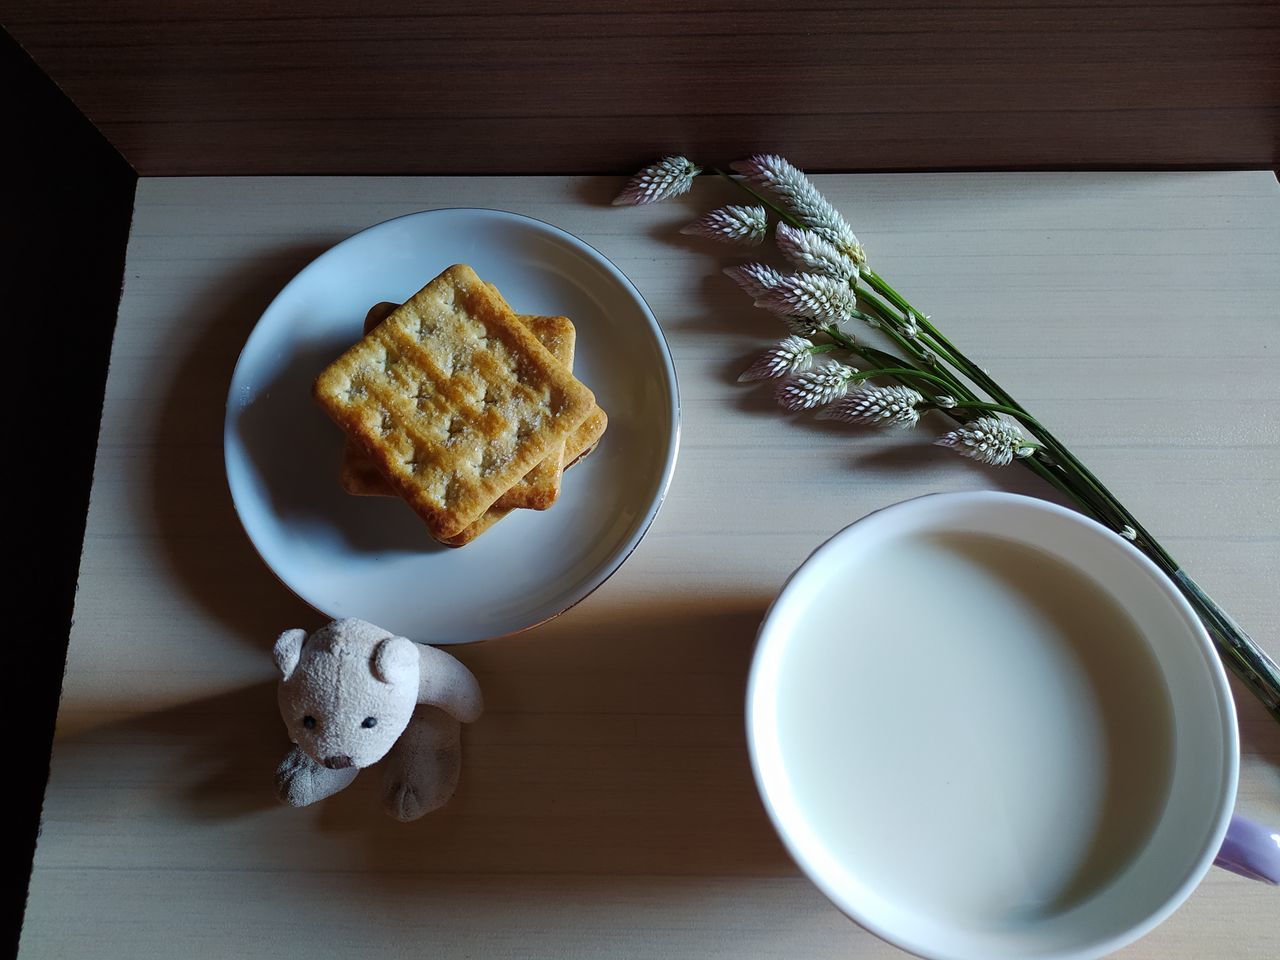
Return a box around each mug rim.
[745,490,1239,960]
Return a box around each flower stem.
[1174,573,1280,722]
[847,367,957,392]
[825,324,972,404]
[859,274,1280,720]
[712,169,803,229]
[857,290,971,375]
[708,166,1279,720]
[863,269,1025,406]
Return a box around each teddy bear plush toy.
[272,617,483,821]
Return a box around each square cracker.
[341,300,575,511]
[344,304,610,544]
[439,405,609,547]
[493,314,575,510]
[313,264,596,541]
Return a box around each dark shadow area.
[571,176,623,207]
[231,331,450,557]
[45,600,790,893]
[1231,672,1280,777]
[349,601,790,879]
[5,26,136,958]
[849,441,1076,508]
[147,244,332,643]
[127,683,285,823]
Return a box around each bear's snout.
[323,754,354,770]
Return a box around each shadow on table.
[330,597,793,881]
[232,333,452,557]
[1232,673,1280,770]
[55,596,795,896]
[148,243,339,646]
[50,682,284,822]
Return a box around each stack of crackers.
[313,264,607,546]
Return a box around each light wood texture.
[4,0,1278,174]
[20,173,1279,959]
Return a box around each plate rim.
[223,205,681,643]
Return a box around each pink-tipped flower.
[775,361,857,411]
[723,262,787,298]
[681,205,768,246]
[775,222,860,282]
[613,156,701,205]
[737,335,818,382]
[755,272,857,325]
[935,416,1034,467]
[817,384,925,428]
[731,154,865,262]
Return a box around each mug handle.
[1214,815,1280,884]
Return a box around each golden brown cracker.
[340,303,575,507]
[314,264,596,541]
[491,315,573,509]
[439,405,609,547]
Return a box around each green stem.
[827,345,1107,522]
[863,269,1020,405]
[713,169,803,229]
[861,268,913,315]
[856,277,1145,537]
[855,273,1280,720]
[950,400,1044,422]
[857,291,970,374]
[846,367,959,392]
[708,168,1279,720]
[856,287,903,324]
[844,321,972,399]
[833,335,1137,556]
[1176,574,1280,722]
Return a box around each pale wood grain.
[19,173,1280,959]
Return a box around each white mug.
[747,491,1276,960]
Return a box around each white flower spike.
[755,272,858,325]
[818,384,925,428]
[681,205,768,246]
[723,262,787,298]
[935,416,1031,467]
[613,156,702,206]
[731,154,865,262]
[738,336,818,382]
[774,223,859,282]
[775,362,857,411]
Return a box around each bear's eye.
[302,716,316,729]
[361,716,378,729]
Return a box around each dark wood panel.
[5,0,1278,173]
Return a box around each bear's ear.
[371,635,418,685]
[273,628,308,681]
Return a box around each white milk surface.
[773,531,1174,932]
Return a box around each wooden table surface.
[20,172,1279,958]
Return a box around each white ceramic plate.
[225,208,679,643]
